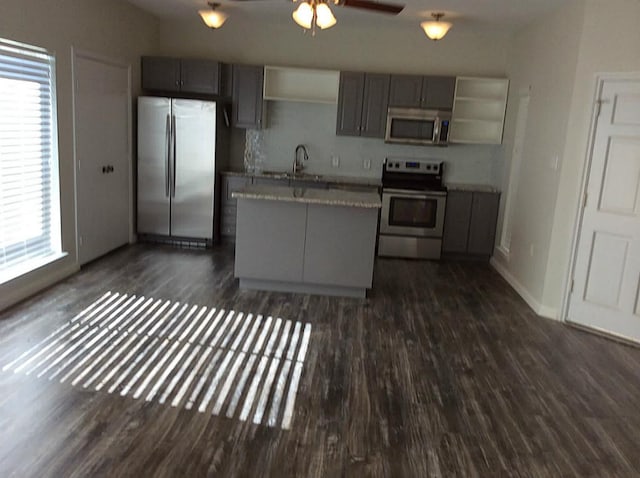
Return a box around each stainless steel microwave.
[385,107,451,146]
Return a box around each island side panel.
[234,198,307,282]
[303,204,378,289]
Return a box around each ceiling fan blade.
[340,0,404,15]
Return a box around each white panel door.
[568,78,640,342]
[74,53,131,265]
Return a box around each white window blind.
[0,38,61,283]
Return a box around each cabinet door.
[232,64,264,129]
[235,199,306,282]
[422,76,456,110]
[141,56,180,92]
[388,75,423,108]
[303,205,378,288]
[180,59,220,95]
[442,190,473,253]
[467,192,500,256]
[361,74,390,138]
[336,72,365,136]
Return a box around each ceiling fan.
[221,0,405,34]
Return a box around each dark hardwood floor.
[1,243,639,477]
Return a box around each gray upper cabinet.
[232,64,264,129]
[361,74,390,138]
[442,189,500,258]
[180,59,221,95]
[336,72,389,138]
[336,72,365,136]
[389,75,455,110]
[141,57,181,93]
[388,75,423,108]
[424,76,456,110]
[141,56,222,95]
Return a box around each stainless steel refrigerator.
[137,97,216,242]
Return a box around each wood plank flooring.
[0,243,639,477]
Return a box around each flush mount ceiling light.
[199,2,228,29]
[292,0,337,35]
[421,12,452,41]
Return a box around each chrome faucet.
[293,144,309,175]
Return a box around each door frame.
[71,47,134,265]
[561,72,640,324]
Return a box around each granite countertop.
[446,183,501,193]
[222,170,382,187]
[232,184,382,209]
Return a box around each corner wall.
[0,0,158,311]
[157,16,509,77]
[543,0,640,313]
[492,0,585,318]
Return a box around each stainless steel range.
[378,158,447,260]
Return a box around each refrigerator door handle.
[171,114,177,198]
[165,114,170,197]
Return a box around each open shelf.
[451,77,509,145]
[263,65,340,104]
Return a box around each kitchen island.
[232,185,381,298]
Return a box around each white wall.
[492,0,585,317]
[0,0,158,311]
[543,0,640,312]
[157,16,509,77]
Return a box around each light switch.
[331,155,340,168]
[363,158,371,170]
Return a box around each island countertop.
[232,185,382,209]
[222,170,382,188]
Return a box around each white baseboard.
[0,260,80,312]
[490,257,559,320]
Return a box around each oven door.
[380,188,447,237]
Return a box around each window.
[0,38,62,283]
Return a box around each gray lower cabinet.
[235,200,307,282]
[221,175,252,238]
[303,204,377,288]
[468,192,501,255]
[234,197,378,297]
[442,190,500,257]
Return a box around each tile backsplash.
[228,101,504,187]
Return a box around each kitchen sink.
[262,171,323,181]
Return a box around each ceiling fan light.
[421,19,452,41]
[315,3,337,29]
[199,9,228,28]
[293,2,314,29]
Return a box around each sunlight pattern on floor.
[2,291,312,430]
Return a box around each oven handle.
[382,188,447,197]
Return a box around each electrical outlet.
[363,158,371,170]
[331,155,340,168]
